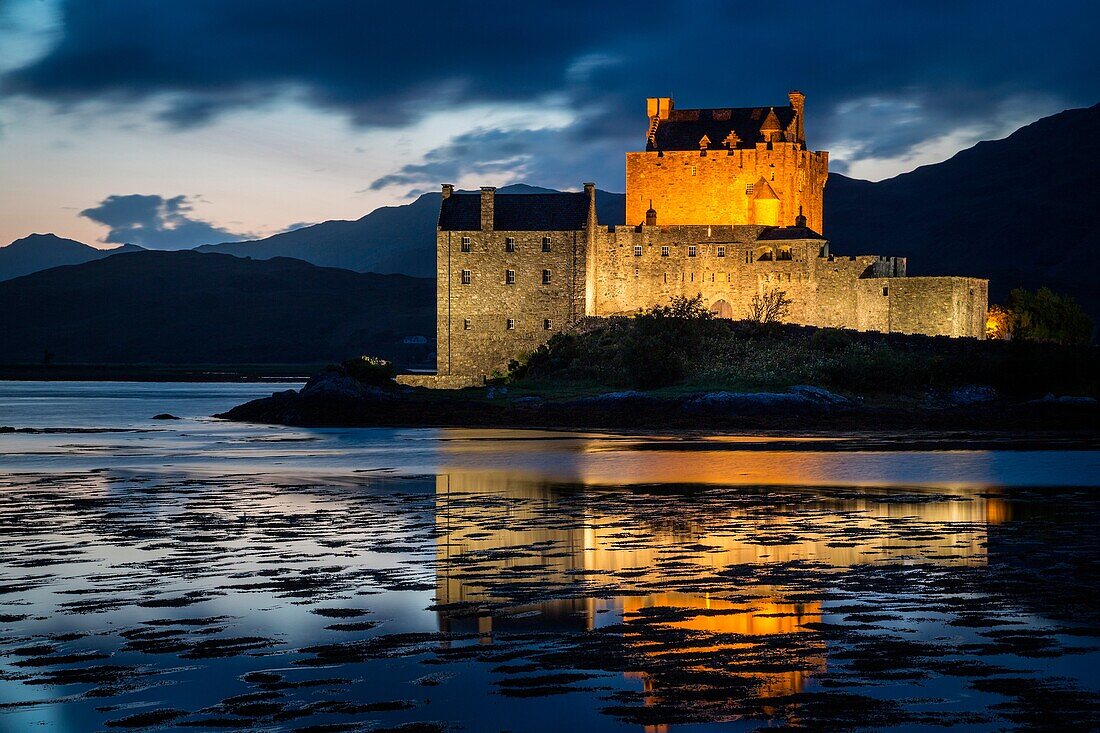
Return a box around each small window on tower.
[542,236,552,252]
[505,269,515,285]
[543,318,552,330]
[633,245,643,257]
[688,245,697,257]
[882,286,889,297]
[505,237,515,252]
[461,236,471,252]
[506,318,516,330]
[542,269,552,285]
[717,245,726,258]
[745,183,754,195]
[691,166,697,176]
[461,269,471,285]
[463,318,471,330]
[661,246,670,257]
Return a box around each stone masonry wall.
[625,145,828,232]
[592,225,825,323]
[864,277,989,338]
[437,229,586,376]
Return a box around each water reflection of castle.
[433,472,1009,715]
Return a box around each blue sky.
[1,0,1097,249]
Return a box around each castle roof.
[438,192,590,231]
[752,179,780,200]
[649,106,799,151]
[757,225,825,241]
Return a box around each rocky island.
[218,308,1098,436]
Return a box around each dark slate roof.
[650,106,798,151]
[757,225,825,241]
[438,192,590,231]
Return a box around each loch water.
[1,381,1098,732]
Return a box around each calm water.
[1,382,1098,732]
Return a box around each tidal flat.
[1,382,1098,732]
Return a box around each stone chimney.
[788,90,806,143]
[480,186,495,231]
[583,182,597,230]
[441,183,454,199]
[645,200,657,227]
[646,97,674,120]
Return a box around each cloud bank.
[3,0,1098,190]
[79,194,243,249]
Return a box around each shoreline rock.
[216,377,1098,436]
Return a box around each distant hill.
[0,233,143,281]
[0,251,433,364]
[197,183,628,278]
[824,103,1100,315]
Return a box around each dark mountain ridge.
[0,233,143,282]
[823,103,1100,313]
[0,251,433,364]
[196,184,627,277]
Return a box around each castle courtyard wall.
[592,225,824,322]
[858,277,988,338]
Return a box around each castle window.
[691,166,697,176]
[717,245,726,257]
[544,318,552,330]
[542,269,552,285]
[505,237,515,252]
[634,268,639,278]
[542,236,552,252]
[882,286,889,297]
[461,269,471,285]
[506,318,515,330]
[463,318,471,330]
[461,236,471,252]
[661,246,670,257]
[506,269,515,285]
[688,245,697,257]
[745,183,754,195]
[634,245,643,257]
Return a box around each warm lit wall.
[625,145,828,231]
[591,225,825,323]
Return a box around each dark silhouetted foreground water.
[1,382,1098,732]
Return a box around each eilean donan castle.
[433,92,988,379]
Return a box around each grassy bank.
[508,309,1098,399]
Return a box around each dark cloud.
[368,123,630,194]
[79,194,242,249]
[5,1,1099,182]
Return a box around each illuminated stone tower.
[625,91,829,232]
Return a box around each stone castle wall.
[625,145,828,232]
[857,276,988,338]
[432,91,989,379]
[436,228,587,376]
[439,224,988,378]
[592,226,823,323]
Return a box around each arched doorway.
[710,299,733,319]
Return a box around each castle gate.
[710,299,734,319]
